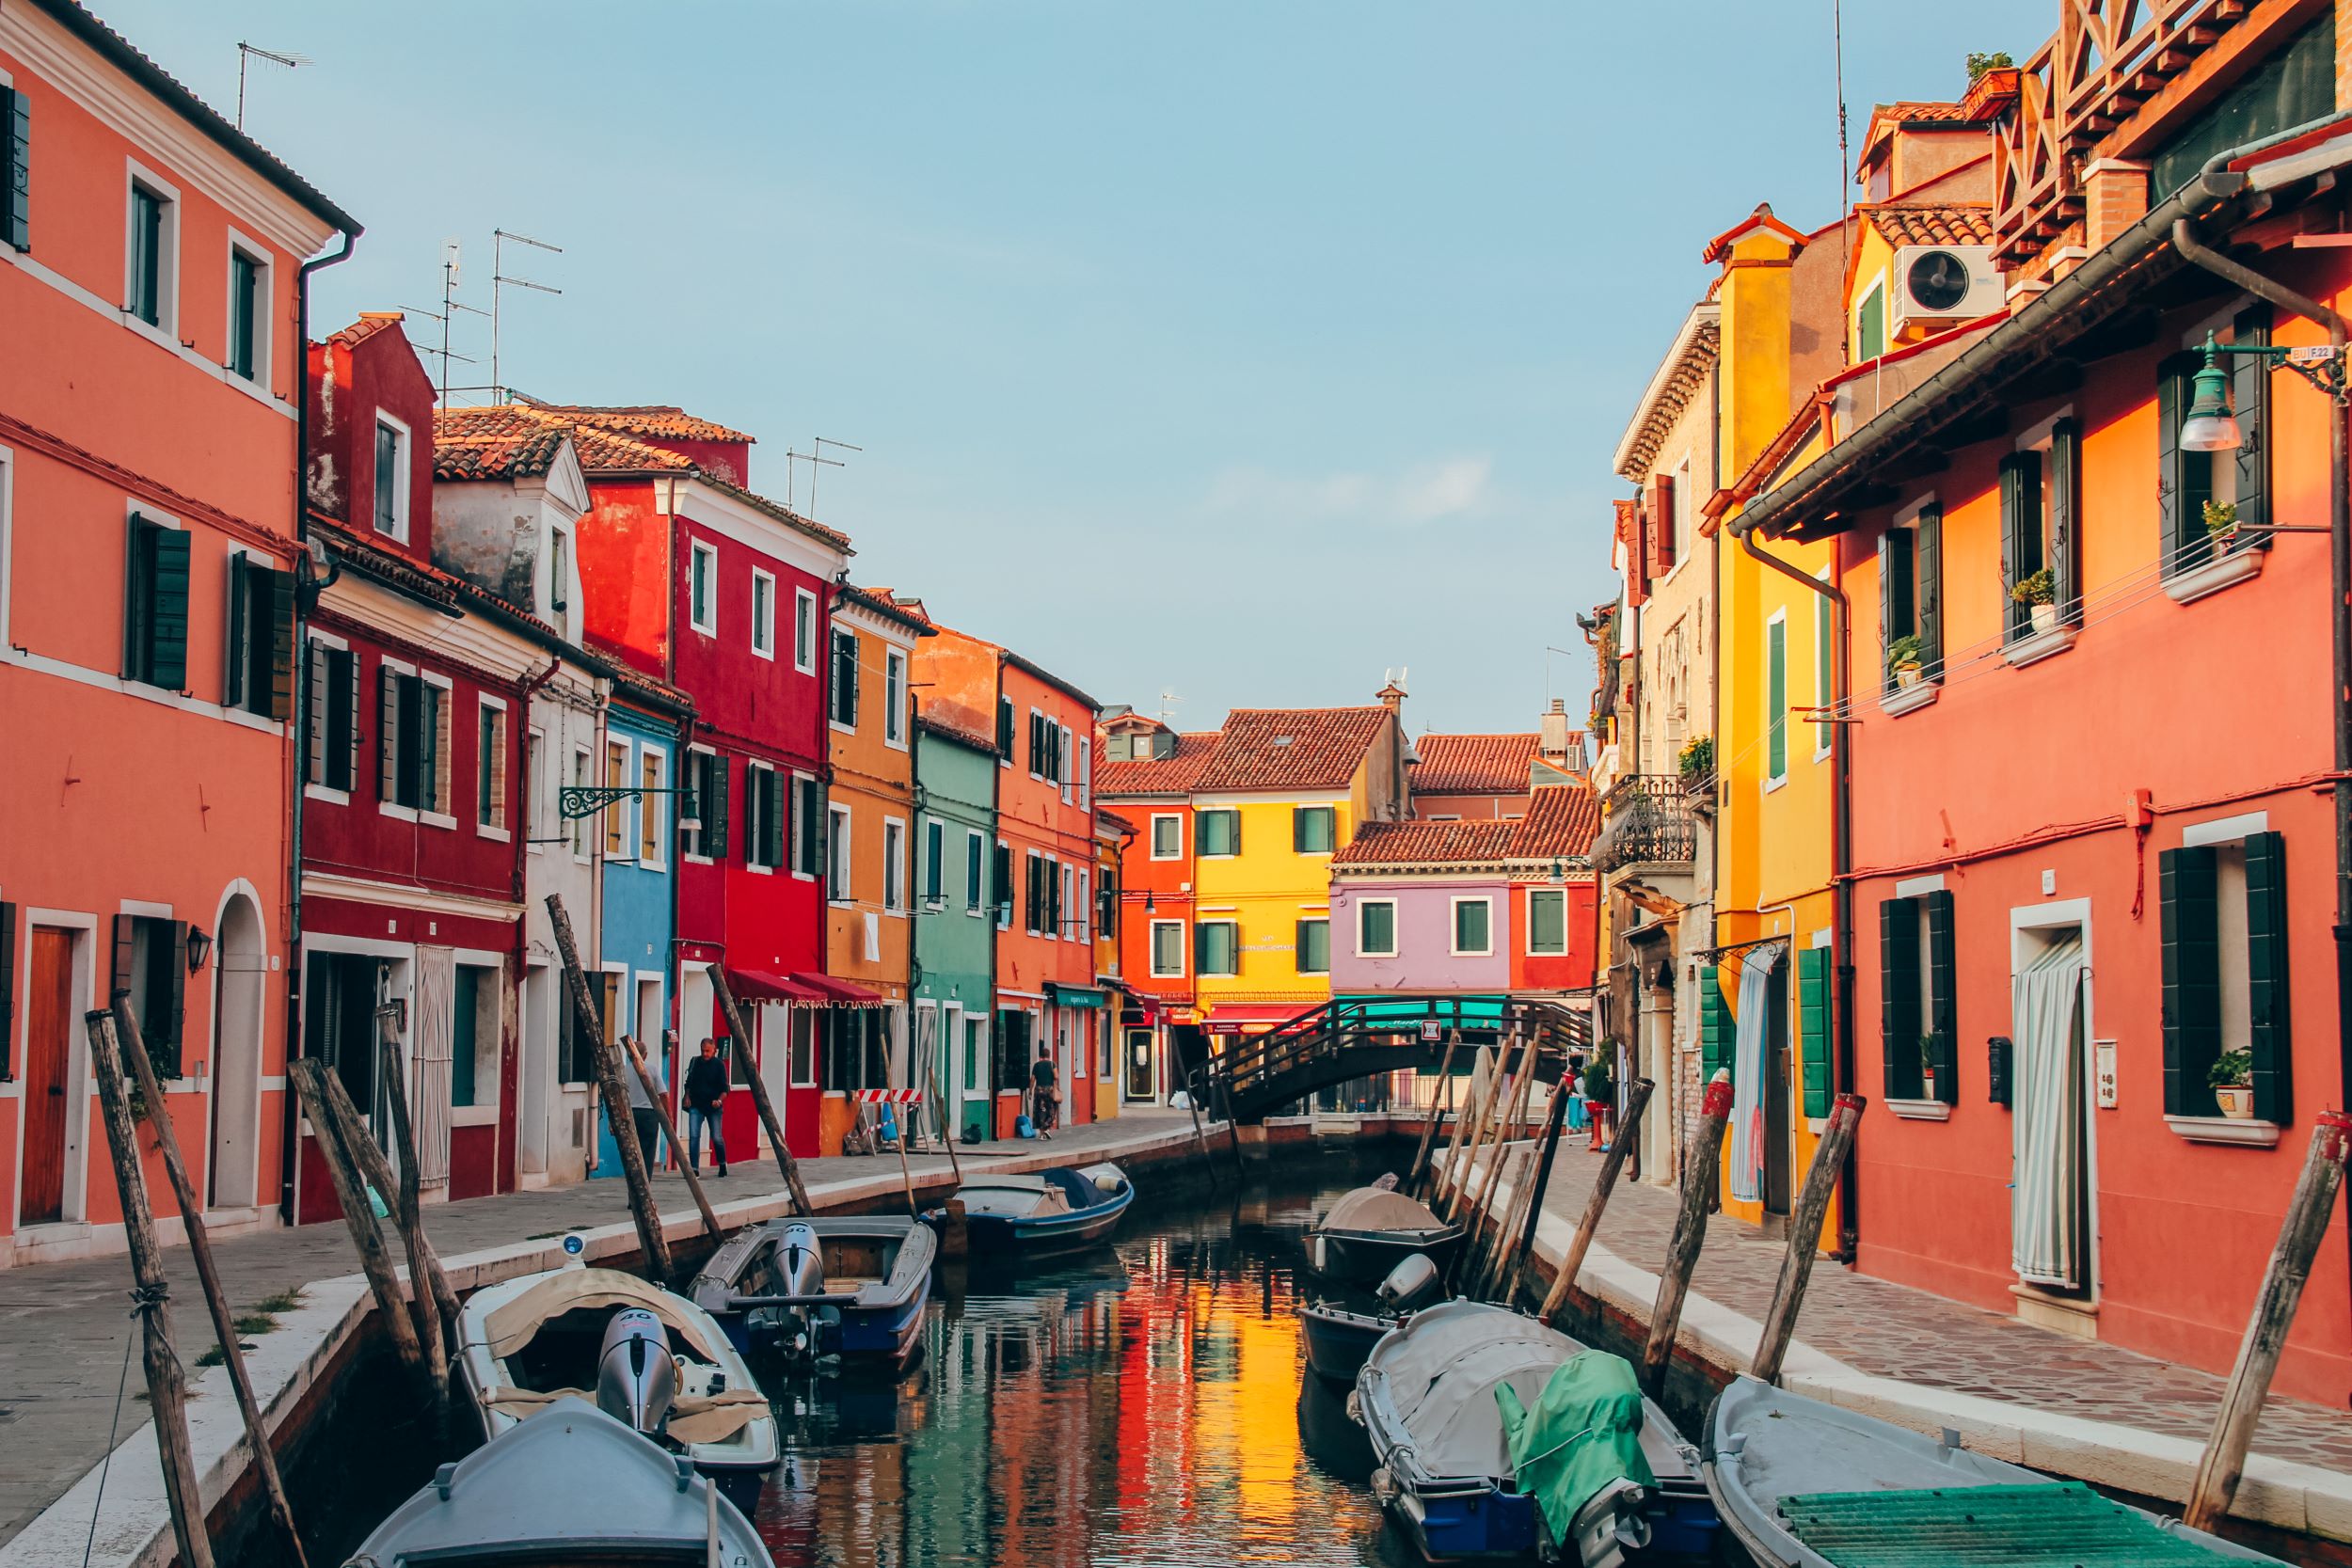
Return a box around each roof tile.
[1863,203,1996,247]
[1333,819,1514,867]
[1412,733,1540,796]
[1095,732,1222,797]
[1504,784,1600,861]
[1191,707,1390,793]
[513,399,755,445]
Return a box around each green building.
[913,712,1001,1142]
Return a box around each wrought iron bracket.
[559,784,696,822]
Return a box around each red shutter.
[1628,501,1651,608]
[1650,474,1677,577]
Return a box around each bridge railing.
[1205,993,1596,1118]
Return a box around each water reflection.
[752,1165,1418,1567]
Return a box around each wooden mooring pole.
[922,1031,963,1188]
[2185,1111,2352,1533]
[313,1037,463,1378]
[1641,1069,1734,1396]
[546,895,673,1281]
[1404,1028,1462,1194]
[371,1006,461,1368]
[108,995,308,1568]
[1750,1092,1865,1385]
[1184,1066,1219,1186]
[1538,1076,1654,1323]
[1441,1044,1504,1223]
[628,1031,723,1246]
[1475,1068,1559,1293]
[83,1009,217,1568]
[708,968,815,1215]
[1492,1076,1572,1305]
[1432,1044,1493,1214]
[1467,1033,1537,1241]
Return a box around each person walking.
[1028,1045,1059,1140]
[684,1037,730,1178]
[621,1035,665,1171]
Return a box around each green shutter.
[1767,619,1787,778]
[742,765,761,863]
[0,901,16,1077]
[151,524,189,690]
[2159,846,2221,1116]
[2048,420,2081,626]
[157,921,187,1077]
[1916,503,1944,676]
[1699,964,1730,1083]
[2245,831,2292,1124]
[2233,306,2272,545]
[1797,945,1830,1118]
[416,683,440,814]
[340,647,362,790]
[1856,282,1885,359]
[1529,889,1565,954]
[225,557,248,709]
[380,665,401,800]
[1880,896,1921,1098]
[1924,888,1958,1104]
[2158,352,2211,574]
[302,641,326,783]
[5,87,28,251]
[267,567,297,720]
[1998,451,2041,641]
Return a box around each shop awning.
[1202,1003,1319,1033]
[1338,994,1509,1028]
[727,968,828,1005]
[1046,983,1104,1008]
[791,972,888,1006]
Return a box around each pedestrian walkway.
[0,1109,1200,1546]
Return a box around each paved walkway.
[0,1110,1200,1546]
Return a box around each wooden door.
[22,928,75,1226]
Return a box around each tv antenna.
[786,446,843,515]
[406,240,485,406]
[808,436,862,518]
[489,229,562,403]
[1156,689,1183,723]
[235,42,309,132]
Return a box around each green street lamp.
[2181,329,2351,452]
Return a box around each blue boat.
[952,1163,1133,1257]
[689,1215,935,1370]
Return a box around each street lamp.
[2180,339,2243,451]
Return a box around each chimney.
[1376,670,1407,715]
[1539,698,1572,760]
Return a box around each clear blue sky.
[104,1,2050,735]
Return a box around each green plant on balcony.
[1677,734,1713,789]
[2203,499,2240,545]
[1966,50,2014,82]
[2208,1048,2254,1120]
[1886,633,1926,689]
[2011,567,2058,636]
[1918,1031,1947,1098]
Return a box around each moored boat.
[691,1214,936,1370]
[1298,1253,1443,1385]
[1705,1375,2283,1566]
[952,1162,1133,1257]
[342,1397,771,1568]
[1307,1182,1465,1281]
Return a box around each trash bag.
[1015,1115,1036,1139]
[1495,1352,1656,1547]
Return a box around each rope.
[83,1287,162,1568]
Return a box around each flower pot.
[1894,663,1924,689]
[1919,1071,1936,1101]
[2028,602,2058,635]
[2214,1085,2254,1120]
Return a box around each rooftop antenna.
[810,436,863,519]
[1834,0,1851,329]
[235,42,308,132]
[785,447,843,515]
[1156,689,1182,723]
[407,240,487,406]
[490,229,562,403]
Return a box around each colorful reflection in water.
[751,1164,1419,1568]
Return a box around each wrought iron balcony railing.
[1592,774,1698,874]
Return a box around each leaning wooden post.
[290,1060,430,1390]
[921,1033,963,1187]
[1184,1065,1219,1186]
[888,1093,919,1217]
[624,1033,723,1245]
[84,1010,217,1568]
[110,995,308,1568]
[1752,1093,1866,1385]
[707,968,814,1215]
[1485,1073,1567,1295]
[1433,1046,1492,1212]
[545,895,673,1280]
[1405,1029,1462,1194]
[1501,1078,1576,1307]
[1641,1069,1735,1396]
[1468,1034,1537,1239]
[1441,1046,1504,1222]
[369,1006,452,1391]
[1485,1064,1553,1283]
[1540,1076,1655,1322]
[2185,1112,2352,1533]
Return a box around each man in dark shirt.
[683,1037,730,1177]
[1029,1046,1058,1139]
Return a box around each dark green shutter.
[266,567,296,720]
[1878,527,1913,693]
[379,665,401,800]
[1925,888,1958,1103]
[341,649,362,789]
[2159,846,2221,1116]
[4,87,27,251]
[110,914,136,1006]
[2048,420,2081,626]
[1699,964,1730,1083]
[1797,945,1830,1118]
[1767,619,1787,778]
[1916,503,1944,676]
[996,697,1013,756]
[763,769,784,868]
[993,843,1011,918]
[2158,352,2211,573]
[1997,451,2041,642]
[0,901,15,1077]
[1880,896,1921,1098]
[2233,306,2272,546]
[742,765,761,863]
[2245,831,2292,1123]
[150,525,190,691]
[1293,808,1308,852]
[225,558,249,708]
[303,641,326,784]
[158,922,186,1077]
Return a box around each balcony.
[1591,775,1699,875]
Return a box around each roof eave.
[1612,302,1723,479]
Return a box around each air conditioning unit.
[1889,245,2001,340]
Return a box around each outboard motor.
[595,1307,676,1437]
[1376,1254,1441,1313]
[777,1221,826,1359]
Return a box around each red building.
[1097,714,1221,1101]
[1505,784,1601,999]
[1407,706,1585,822]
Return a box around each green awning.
[1047,984,1104,1009]
[1337,994,1507,1027]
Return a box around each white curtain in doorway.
[413,946,455,1190]
[2012,937,2087,1288]
[1727,942,1786,1204]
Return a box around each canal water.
[748,1153,1418,1568]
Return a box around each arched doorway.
[207,892,266,1210]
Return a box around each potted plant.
[2011,568,2058,634]
[2203,499,2240,549]
[1918,1031,1945,1100]
[1887,634,1926,689]
[2209,1050,2254,1120]
[1677,735,1713,794]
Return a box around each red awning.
[727,968,828,1005]
[791,972,888,1006]
[1203,1003,1320,1033]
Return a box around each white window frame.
[569,742,594,863]
[1058,722,1074,803]
[1357,897,1399,958]
[682,744,719,864]
[602,735,632,860]
[1449,895,1494,958]
[525,725,547,852]
[475,693,511,841]
[995,836,1012,930]
[1198,808,1240,860]
[790,768,820,881]
[1525,886,1567,957]
[1195,919,1240,977]
[884,648,908,749]
[1028,707,1045,780]
[923,816,946,909]
[1295,915,1331,975]
[303,627,354,806]
[828,804,853,904]
[373,409,413,544]
[1073,865,1089,944]
[1150,919,1186,979]
[637,744,668,870]
[377,656,421,823]
[744,760,779,876]
[122,160,181,341]
[1150,813,1183,860]
[793,585,818,673]
[689,539,719,636]
[548,521,575,641]
[750,568,776,660]
[965,828,986,914]
[883,816,908,915]
[223,230,272,384]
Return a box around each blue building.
[593,673,692,1177]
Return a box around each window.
[823,1006,890,1093]
[793,587,818,673]
[1765,615,1788,784]
[1058,723,1074,799]
[548,526,573,640]
[380,666,449,816]
[885,650,906,745]
[1025,851,1059,935]
[638,748,665,865]
[305,639,360,791]
[964,1015,987,1097]
[751,570,776,658]
[478,700,509,832]
[682,749,726,860]
[1198,809,1240,858]
[451,964,496,1108]
[1527,888,1567,956]
[604,739,630,855]
[110,915,187,1076]
[373,415,409,541]
[994,1008,1034,1094]
[1293,805,1335,854]
[224,554,294,718]
[1815,584,1835,754]
[996,696,1014,764]
[1358,898,1398,958]
[993,840,1012,928]
[1078,737,1090,808]
[688,540,718,634]
[1195,921,1238,977]
[2162,832,2291,1122]
[1878,890,1957,1104]
[744,764,786,870]
[827,805,852,900]
[789,1009,817,1088]
[3,84,26,251]
[559,971,617,1086]
[570,746,592,858]
[1151,920,1185,978]
[1452,898,1492,956]
[2161,307,2273,578]
[526,729,546,841]
[1151,814,1182,859]
[1096,870,1118,941]
[794,775,823,876]
[831,628,860,726]
[925,819,946,906]
[2000,418,2081,640]
[1065,863,1081,942]
[1878,501,1944,692]
[884,819,907,912]
[122,514,189,691]
[965,829,985,912]
[1295,918,1330,974]
[128,179,170,328]
[1855,279,1885,361]
[227,245,263,382]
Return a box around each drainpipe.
[277,230,358,1222]
[1726,515,1858,1259]
[2170,215,2352,1309]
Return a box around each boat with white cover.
[951,1163,1133,1256]
[1307,1182,1465,1281]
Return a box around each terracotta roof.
[513,398,755,445]
[1192,707,1390,793]
[915,708,997,756]
[1411,734,1540,796]
[437,404,696,474]
[698,473,851,552]
[1505,784,1600,862]
[1859,99,1999,166]
[835,583,931,635]
[1333,819,1514,868]
[432,415,569,482]
[326,312,405,350]
[1096,807,1136,833]
[1095,731,1222,798]
[1863,203,1996,247]
[1003,649,1099,713]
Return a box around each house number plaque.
[2093,1038,2118,1109]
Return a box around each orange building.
[0,0,357,1263]
[1097,714,1221,1103]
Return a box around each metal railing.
[1593,774,1699,873]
